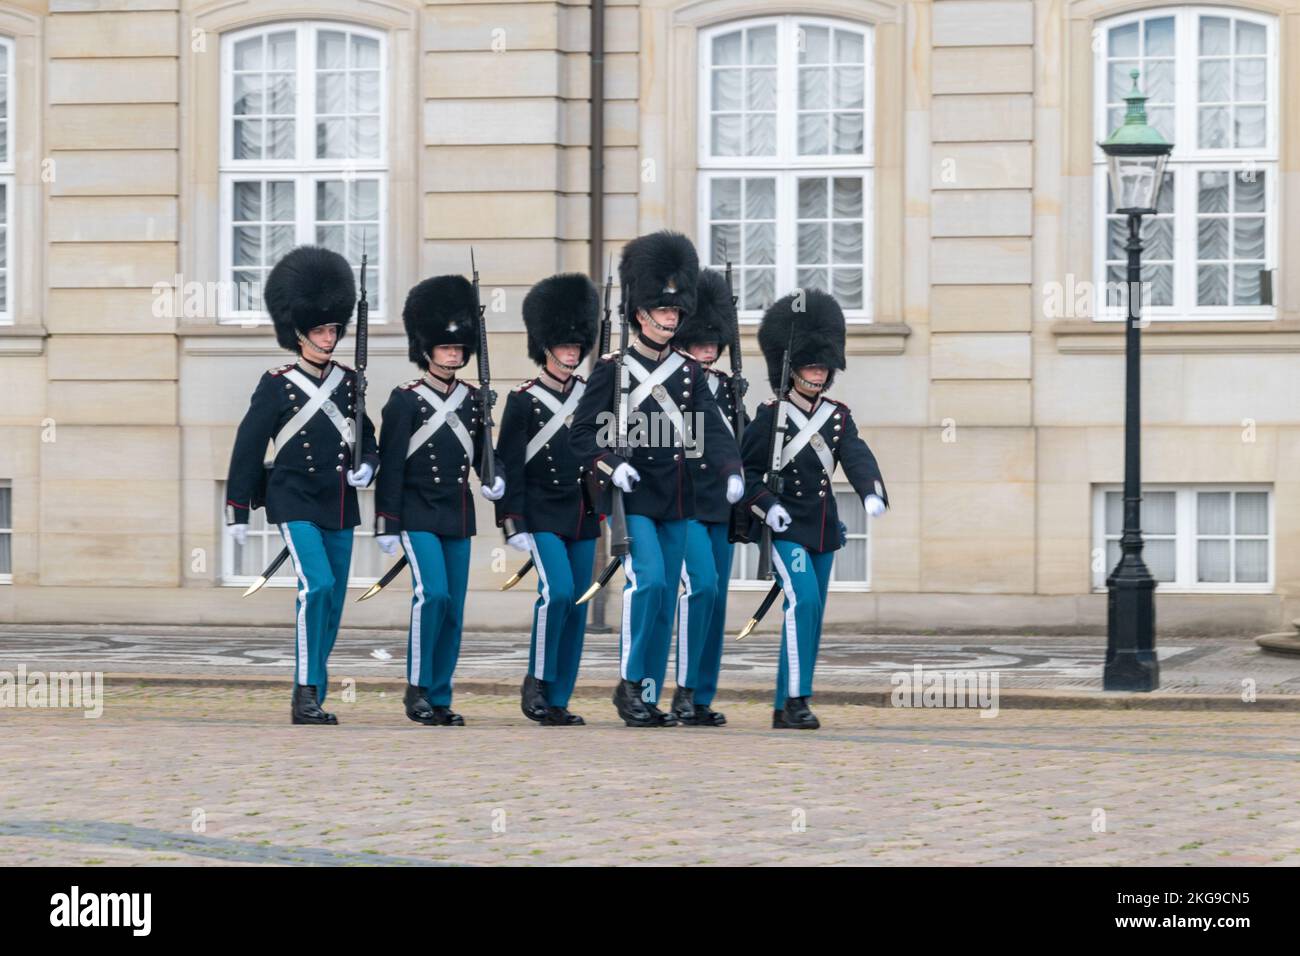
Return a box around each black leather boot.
[520,674,548,722]
[540,705,585,726]
[692,703,727,727]
[611,679,656,727]
[291,683,338,725]
[428,705,465,726]
[404,684,437,725]
[772,696,820,730]
[644,697,678,727]
[671,685,698,724]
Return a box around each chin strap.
[792,371,828,395]
[297,332,336,360]
[640,309,678,336]
[544,348,581,372]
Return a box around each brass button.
[335,465,343,472]
[303,442,310,448]
[435,477,441,483]
[306,455,313,461]
[458,478,465,484]
[308,467,316,473]
[818,490,826,498]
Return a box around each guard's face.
[794,364,829,395]
[688,342,720,365]
[550,343,582,367]
[304,324,341,356]
[432,345,465,368]
[641,306,680,344]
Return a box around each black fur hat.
[618,231,698,331]
[402,275,479,370]
[673,269,737,359]
[757,289,847,393]
[263,246,356,352]
[522,273,600,367]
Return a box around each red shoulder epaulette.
[332,360,354,373]
[268,363,293,377]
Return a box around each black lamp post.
[1098,70,1173,691]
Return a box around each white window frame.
[220,483,380,588]
[0,34,15,326]
[1093,6,1278,322]
[218,21,388,325]
[697,16,874,324]
[0,479,11,584]
[1091,484,1273,594]
[731,483,871,592]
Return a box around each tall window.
[0,36,14,325]
[1092,485,1272,592]
[1094,8,1277,320]
[731,487,871,590]
[220,483,382,587]
[698,17,873,321]
[220,22,386,322]
[0,480,11,583]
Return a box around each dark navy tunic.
[225,360,379,530]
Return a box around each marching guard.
[669,269,744,726]
[374,275,506,726]
[570,231,744,727]
[741,289,888,729]
[225,246,378,725]
[496,274,601,726]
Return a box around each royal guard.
[669,269,744,726]
[496,274,601,726]
[570,231,744,727]
[374,275,506,726]
[741,289,888,729]
[225,246,379,725]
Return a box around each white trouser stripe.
[676,563,691,686]
[770,545,800,699]
[279,524,310,686]
[620,554,637,681]
[401,531,423,686]
[528,535,548,680]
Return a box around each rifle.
[471,247,496,487]
[352,247,369,472]
[735,327,793,634]
[577,280,634,605]
[592,254,614,373]
[724,253,752,544]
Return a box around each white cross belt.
[406,382,473,461]
[273,366,351,461]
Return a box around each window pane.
[1235,539,1268,583]
[1105,491,1122,534]
[1237,21,1266,55]
[1147,539,1176,582]
[745,178,775,219]
[1235,106,1265,149]
[832,540,866,582]
[713,31,741,66]
[745,222,775,265]
[1199,106,1229,148]
[1199,59,1229,102]
[1235,57,1266,101]
[710,178,740,220]
[832,269,863,309]
[712,68,741,111]
[1200,16,1230,56]
[234,35,263,71]
[0,485,10,528]
[1235,170,1264,211]
[711,114,741,156]
[833,177,864,218]
[1236,492,1268,534]
[746,68,775,110]
[1197,491,1230,534]
[747,25,776,65]
[745,114,775,156]
[798,178,827,219]
[317,30,346,69]
[797,222,826,263]
[797,113,829,154]
[1109,22,1138,57]
[835,30,864,64]
[1145,491,1175,534]
[799,25,829,64]
[832,112,864,154]
[798,67,829,110]
[352,34,380,69]
[1198,264,1228,306]
[1145,17,1175,56]
[1196,539,1230,582]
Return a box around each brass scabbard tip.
[736,618,758,641]
[242,577,268,598]
[500,572,523,591]
[356,582,383,603]
[575,582,602,606]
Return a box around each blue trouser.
[674,519,734,705]
[399,531,471,706]
[280,521,354,703]
[526,532,597,708]
[619,515,688,703]
[770,539,835,709]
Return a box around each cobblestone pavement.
[2,684,1299,866]
[4,625,1300,696]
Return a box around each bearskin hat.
[402,275,479,370]
[522,273,600,367]
[673,268,737,359]
[757,288,847,393]
[263,246,356,352]
[617,231,699,331]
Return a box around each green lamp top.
[1100,69,1173,153]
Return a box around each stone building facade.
[0,0,1297,635]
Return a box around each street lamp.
[1098,70,1173,691]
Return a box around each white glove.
[229,523,248,546]
[346,462,374,488]
[612,462,640,493]
[765,504,792,532]
[480,475,506,501]
[376,534,400,556]
[725,474,745,504]
[507,533,531,553]
[864,494,886,517]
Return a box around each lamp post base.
[1104,561,1159,691]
